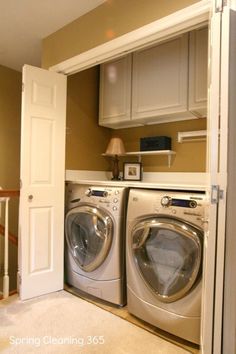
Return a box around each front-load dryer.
[126,188,208,344]
[65,183,128,306]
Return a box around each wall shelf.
[103,150,176,168]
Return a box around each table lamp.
[105,137,125,180]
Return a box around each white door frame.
[49,2,224,353]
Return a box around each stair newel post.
[3,197,10,299]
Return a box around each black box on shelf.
[140,136,171,151]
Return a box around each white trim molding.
[65,169,207,188]
[50,0,211,75]
[231,0,236,11]
[178,130,207,143]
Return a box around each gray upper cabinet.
[131,33,196,124]
[99,28,208,129]
[99,55,132,129]
[188,27,208,117]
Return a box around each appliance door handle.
[133,227,150,249]
[132,220,202,249]
[93,215,106,240]
[66,205,113,273]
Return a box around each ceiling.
[0,0,106,72]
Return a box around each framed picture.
[123,162,142,181]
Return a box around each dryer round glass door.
[131,216,203,303]
[65,205,113,272]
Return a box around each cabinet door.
[99,55,132,128]
[132,34,193,124]
[189,27,208,117]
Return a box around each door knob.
[28,195,33,201]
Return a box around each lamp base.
[111,155,121,181]
[111,176,122,181]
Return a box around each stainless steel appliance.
[126,188,208,344]
[65,183,127,306]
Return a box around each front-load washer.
[126,188,208,344]
[65,183,128,306]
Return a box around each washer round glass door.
[131,216,203,303]
[66,205,113,272]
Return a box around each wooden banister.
[0,224,18,246]
[0,193,19,299]
[0,191,19,246]
[0,190,20,198]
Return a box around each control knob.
[85,188,92,197]
[161,196,171,207]
[189,200,197,208]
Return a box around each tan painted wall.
[66,67,110,171]
[44,0,206,174]
[0,65,21,291]
[42,0,198,69]
[0,65,21,235]
[66,65,206,173]
[112,119,206,172]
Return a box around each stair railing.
[0,189,20,299]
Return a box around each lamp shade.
[105,137,125,156]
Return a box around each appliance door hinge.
[215,0,227,12]
[211,185,224,204]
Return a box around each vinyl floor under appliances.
[65,284,199,354]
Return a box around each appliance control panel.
[154,192,208,228]
[84,187,120,201]
[66,183,127,217]
[126,189,208,230]
[161,196,197,209]
[84,186,126,216]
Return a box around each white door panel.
[201,7,221,354]
[215,4,236,354]
[222,8,236,353]
[202,2,236,354]
[19,65,67,300]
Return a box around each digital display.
[91,190,105,197]
[171,199,196,208]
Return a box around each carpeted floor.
[0,290,193,354]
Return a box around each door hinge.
[22,83,24,92]
[211,185,224,204]
[215,0,228,12]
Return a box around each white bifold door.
[202,2,236,354]
[19,65,67,300]
[217,3,236,354]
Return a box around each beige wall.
[42,0,198,69]
[0,65,21,235]
[45,0,206,174]
[112,119,206,172]
[66,67,110,171]
[0,65,21,291]
[66,65,206,173]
